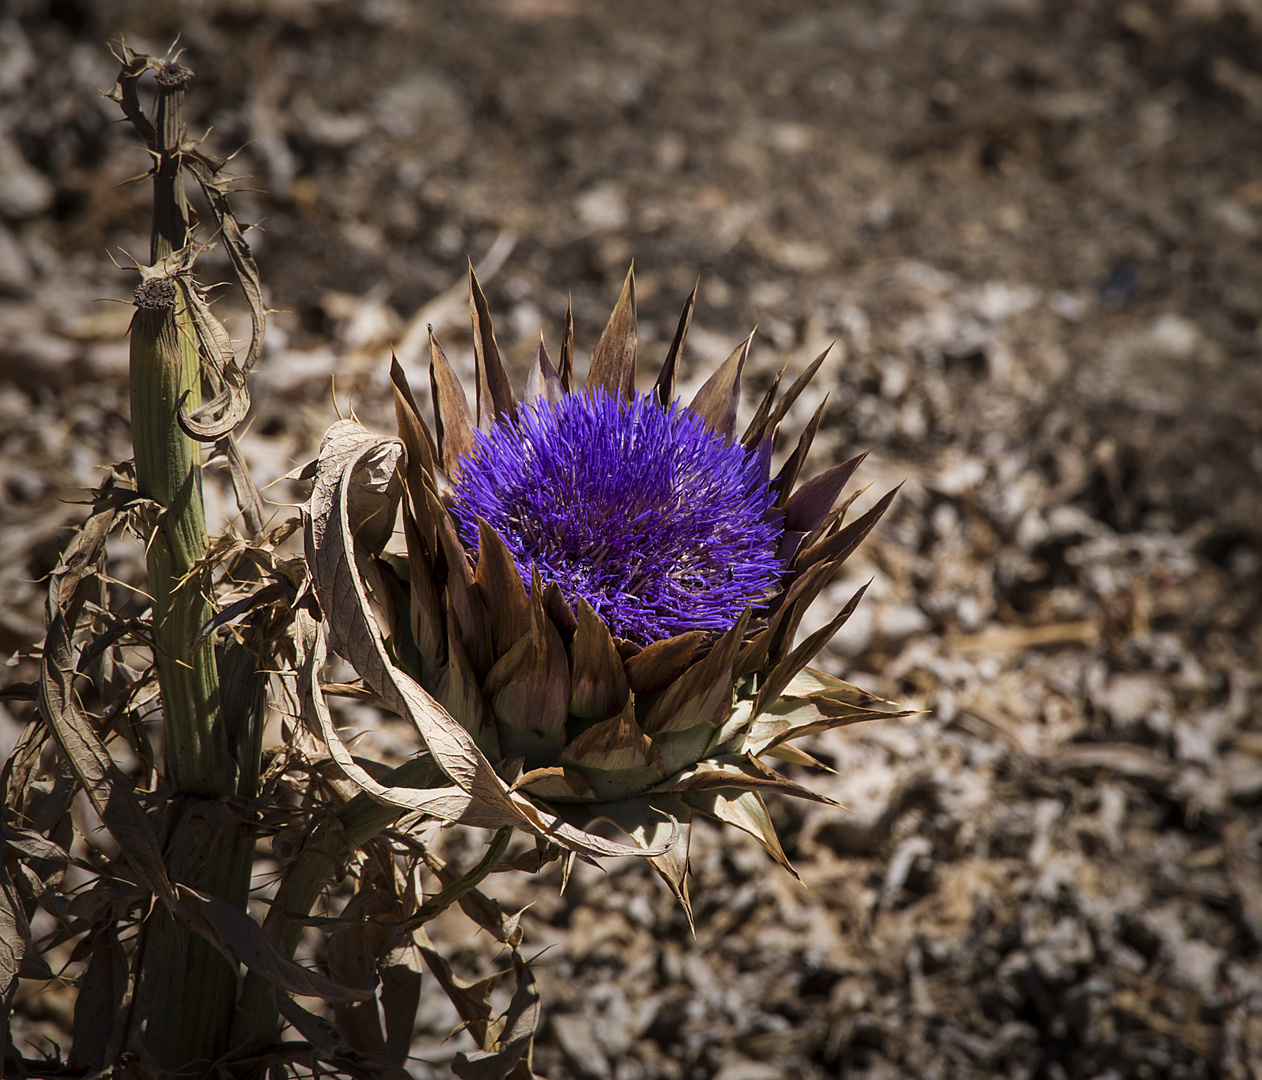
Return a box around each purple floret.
[450,389,782,644]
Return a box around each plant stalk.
[129,58,255,1077]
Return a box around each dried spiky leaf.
[475,518,531,657]
[524,336,564,405]
[783,450,870,534]
[689,330,752,439]
[558,298,575,394]
[483,578,571,751]
[391,355,439,495]
[739,357,788,450]
[595,793,693,926]
[642,612,749,737]
[683,787,795,877]
[654,280,697,408]
[430,327,477,478]
[623,631,705,695]
[435,617,498,758]
[568,598,630,720]
[561,703,664,801]
[469,265,517,429]
[587,264,637,399]
[753,582,870,717]
[762,344,832,438]
[794,484,902,572]
[402,514,445,682]
[771,397,827,510]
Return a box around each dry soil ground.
[2,2,1262,1078]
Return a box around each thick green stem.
[128,59,256,1078]
[131,289,227,797]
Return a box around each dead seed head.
[133,276,177,310]
[155,61,194,87]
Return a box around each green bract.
[303,266,907,919]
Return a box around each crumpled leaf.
[177,883,373,1004]
[176,275,250,440]
[452,953,540,1080]
[0,853,37,1011]
[69,923,128,1071]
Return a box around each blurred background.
[2,1,1261,1077]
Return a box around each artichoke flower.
[303,266,905,918]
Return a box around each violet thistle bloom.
[366,266,907,918]
[449,390,782,644]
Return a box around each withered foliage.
[0,47,550,1080]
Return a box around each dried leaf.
[753,582,870,717]
[690,331,752,439]
[770,397,827,510]
[417,927,502,1047]
[40,605,175,909]
[761,344,832,441]
[176,277,250,440]
[624,631,705,695]
[469,266,517,429]
[568,597,630,719]
[794,485,901,573]
[594,794,693,927]
[484,576,570,749]
[452,955,540,1079]
[69,924,128,1071]
[783,450,870,534]
[475,519,531,658]
[326,886,393,1061]
[739,358,787,450]
[380,935,425,1067]
[391,354,439,499]
[524,336,564,405]
[184,149,267,375]
[684,787,795,876]
[430,328,477,478]
[654,280,697,408]
[643,612,749,737]
[176,883,374,1003]
[587,264,637,399]
[558,299,575,394]
[663,753,842,807]
[0,855,36,1009]
[562,702,664,801]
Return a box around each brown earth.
[2,1,1262,1078]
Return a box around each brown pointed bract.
[428,329,476,479]
[525,335,565,405]
[690,330,752,440]
[654,279,697,409]
[587,264,637,399]
[468,265,516,429]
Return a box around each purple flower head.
[451,389,782,644]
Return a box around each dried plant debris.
[2,1,1262,1078]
